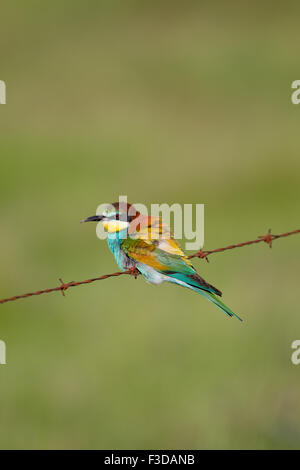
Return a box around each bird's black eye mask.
[107,213,136,223]
[82,212,138,224]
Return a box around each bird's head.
[81,202,140,233]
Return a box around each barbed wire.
[187,228,300,261]
[0,228,299,305]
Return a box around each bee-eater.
[82,202,242,321]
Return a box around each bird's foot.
[128,267,139,279]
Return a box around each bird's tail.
[167,274,242,321]
[194,288,243,322]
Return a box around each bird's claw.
[129,267,139,279]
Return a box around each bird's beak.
[80,215,104,223]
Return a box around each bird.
[82,202,242,321]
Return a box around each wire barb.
[258,228,274,248]
[193,249,210,262]
[58,278,74,297]
[0,227,299,305]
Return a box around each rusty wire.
[0,228,299,305]
[187,228,300,261]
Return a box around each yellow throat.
[102,220,130,233]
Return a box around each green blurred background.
[1,0,300,449]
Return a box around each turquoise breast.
[106,228,133,270]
